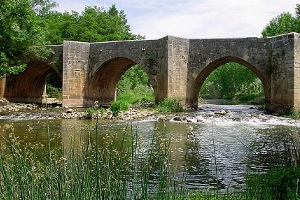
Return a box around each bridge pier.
[266,33,300,113]
[62,41,91,107]
[2,33,300,114]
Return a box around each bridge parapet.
[2,33,300,113]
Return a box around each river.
[0,104,299,192]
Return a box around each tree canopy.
[200,63,263,101]
[42,5,140,44]
[262,4,300,37]
[0,0,58,77]
[0,0,141,77]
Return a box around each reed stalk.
[0,121,298,199]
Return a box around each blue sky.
[54,0,299,39]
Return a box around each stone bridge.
[1,32,300,113]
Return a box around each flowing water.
[0,104,299,192]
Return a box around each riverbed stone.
[66,109,73,113]
[214,110,227,115]
[173,116,182,121]
[186,117,197,123]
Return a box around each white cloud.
[54,0,299,39]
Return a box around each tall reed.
[0,121,298,199]
[0,121,186,199]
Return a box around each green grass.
[246,167,300,200]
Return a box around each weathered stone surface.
[2,33,300,113]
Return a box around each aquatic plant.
[0,122,186,199]
[245,131,300,200]
[0,122,299,199]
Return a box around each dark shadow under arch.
[88,57,157,104]
[5,61,62,103]
[191,56,270,108]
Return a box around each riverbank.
[1,98,299,129]
[0,98,156,120]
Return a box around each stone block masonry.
[2,33,300,114]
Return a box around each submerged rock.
[173,116,182,121]
[157,115,167,122]
[186,117,197,123]
[214,110,227,115]
[66,109,73,113]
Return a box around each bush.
[117,65,155,106]
[46,84,62,98]
[110,100,129,116]
[83,107,95,119]
[156,98,184,113]
[117,83,154,105]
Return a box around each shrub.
[110,100,129,116]
[83,107,95,119]
[156,98,184,113]
[46,84,62,98]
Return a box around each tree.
[0,0,53,77]
[117,65,154,104]
[77,5,135,42]
[43,4,137,44]
[31,0,57,16]
[262,4,300,37]
[200,63,262,100]
[43,11,80,44]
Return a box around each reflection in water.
[0,116,299,192]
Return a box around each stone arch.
[88,57,156,105]
[5,60,62,103]
[190,56,270,108]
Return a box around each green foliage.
[84,107,95,119]
[0,0,54,77]
[82,106,106,119]
[262,4,300,37]
[31,0,57,16]
[46,84,62,98]
[287,108,300,119]
[0,0,140,78]
[110,100,129,116]
[200,62,264,103]
[43,5,136,44]
[118,65,150,93]
[237,93,265,104]
[157,98,184,113]
[0,123,188,199]
[117,65,155,105]
[246,167,300,200]
[46,71,62,98]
